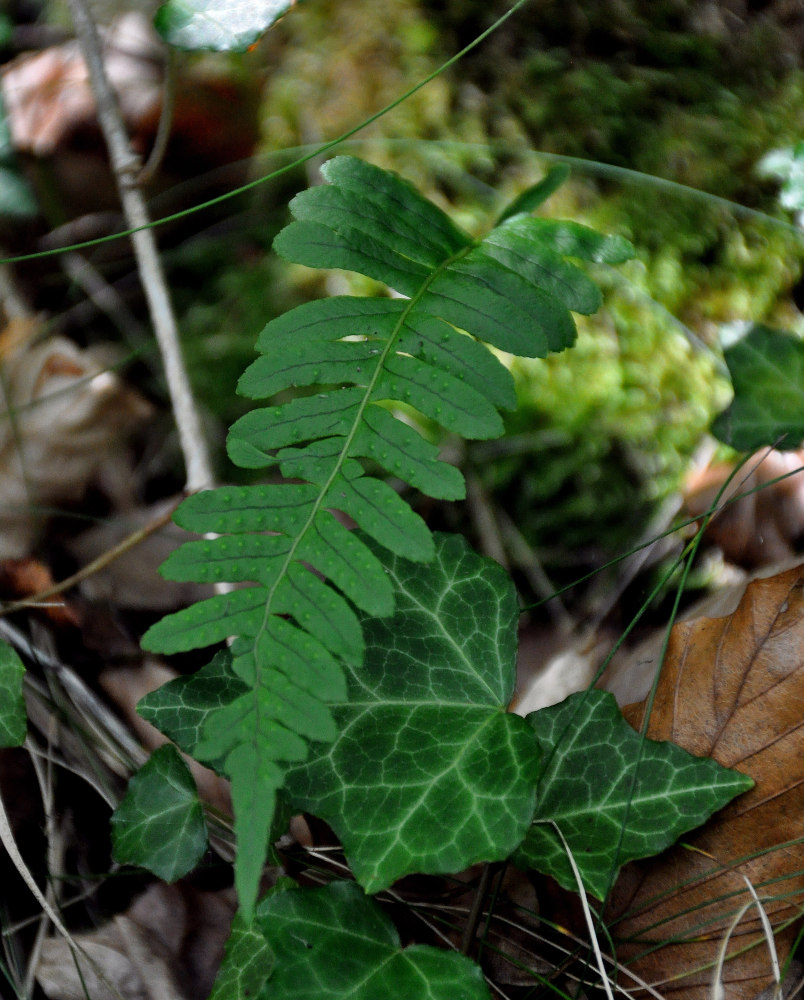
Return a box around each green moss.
[467,284,726,566]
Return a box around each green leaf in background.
[287,533,539,892]
[495,163,570,224]
[137,650,248,770]
[255,881,491,1000]
[514,691,754,899]
[154,0,296,52]
[111,744,208,881]
[712,324,804,450]
[0,94,37,219]
[0,640,26,747]
[208,911,274,1000]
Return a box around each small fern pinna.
[140,156,634,918]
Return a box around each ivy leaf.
[0,641,26,748]
[111,744,208,882]
[208,911,274,1000]
[255,881,491,1000]
[514,690,754,900]
[712,324,804,451]
[137,650,248,770]
[287,533,539,892]
[154,0,296,51]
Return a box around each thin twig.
[0,497,182,617]
[461,862,501,955]
[465,470,509,569]
[137,46,177,186]
[60,252,147,346]
[496,507,574,631]
[65,0,213,493]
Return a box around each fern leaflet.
[141,156,633,919]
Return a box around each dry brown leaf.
[0,557,80,627]
[511,626,616,715]
[36,882,236,1000]
[1,13,162,159]
[0,12,259,228]
[684,449,804,568]
[0,326,152,559]
[599,557,804,706]
[606,564,804,999]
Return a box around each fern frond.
[141,156,633,919]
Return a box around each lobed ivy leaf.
[137,650,248,770]
[0,640,26,747]
[514,690,754,900]
[286,533,539,892]
[712,324,804,451]
[111,744,208,882]
[208,911,274,1000]
[154,0,296,52]
[142,155,632,918]
[254,881,491,1000]
[138,652,294,883]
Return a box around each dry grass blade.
[0,785,129,1000]
[552,822,615,1000]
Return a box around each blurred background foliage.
[7,0,804,599]
[249,0,804,587]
